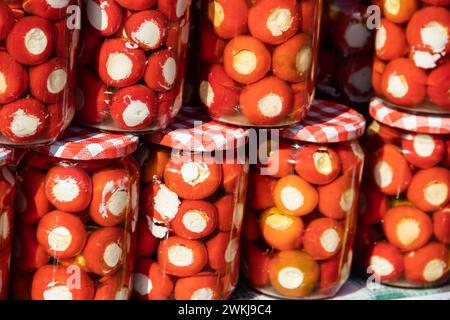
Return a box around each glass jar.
[198,0,323,127]
[242,100,366,299]
[76,0,192,132]
[134,107,249,300]
[356,98,450,288]
[372,0,450,114]
[11,128,139,300]
[0,0,79,146]
[0,148,16,299]
[317,0,374,114]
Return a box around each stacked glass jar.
[198,0,323,127]
[133,107,249,300]
[10,128,140,300]
[0,0,79,146]
[356,99,449,288]
[0,147,15,299]
[317,0,374,111]
[76,0,192,132]
[372,0,450,114]
[241,101,366,299]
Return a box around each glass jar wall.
[198,0,323,127]
[0,0,79,146]
[0,148,16,299]
[134,107,249,300]
[10,128,139,300]
[356,99,450,288]
[242,101,366,299]
[372,0,450,114]
[76,0,191,132]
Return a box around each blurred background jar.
[198,0,323,127]
[0,148,16,299]
[0,0,79,146]
[241,100,366,299]
[316,0,374,116]
[134,107,249,300]
[76,0,192,132]
[355,98,450,288]
[10,128,139,300]
[371,0,450,114]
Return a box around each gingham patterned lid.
[370,98,450,135]
[148,107,248,151]
[281,100,366,143]
[37,127,139,160]
[0,147,13,166]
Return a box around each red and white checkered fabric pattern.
[148,107,248,151]
[38,127,139,160]
[370,98,450,135]
[0,148,13,166]
[281,100,366,143]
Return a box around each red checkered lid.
[148,107,248,151]
[0,147,13,166]
[37,127,139,160]
[370,98,450,135]
[281,100,366,143]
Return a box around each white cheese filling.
[114,287,129,300]
[43,285,73,300]
[154,184,180,221]
[320,229,340,253]
[46,0,70,9]
[106,53,133,81]
[182,210,208,233]
[295,46,312,75]
[420,22,449,54]
[0,72,7,94]
[52,178,80,203]
[396,218,420,245]
[10,109,41,138]
[384,0,400,15]
[233,50,257,75]
[348,66,372,94]
[225,238,238,263]
[48,226,72,252]
[147,217,169,238]
[168,245,194,267]
[162,57,177,86]
[131,20,161,48]
[266,8,293,37]
[345,23,370,48]
[208,1,224,27]
[424,182,448,206]
[375,25,387,51]
[280,186,304,211]
[122,99,150,127]
[103,242,122,268]
[413,50,441,69]
[423,259,446,282]
[313,150,333,175]
[191,288,214,300]
[47,69,67,94]
[374,160,393,189]
[87,0,109,32]
[257,94,283,118]
[180,161,210,186]
[0,211,9,240]
[278,267,303,289]
[199,81,215,108]
[413,134,435,157]
[25,28,48,55]
[340,189,355,212]
[266,213,293,230]
[106,187,129,217]
[387,74,408,98]
[370,256,394,277]
[133,273,153,295]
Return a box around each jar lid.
[148,107,248,151]
[37,127,139,160]
[0,147,13,166]
[370,98,450,135]
[281,100,366,143]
